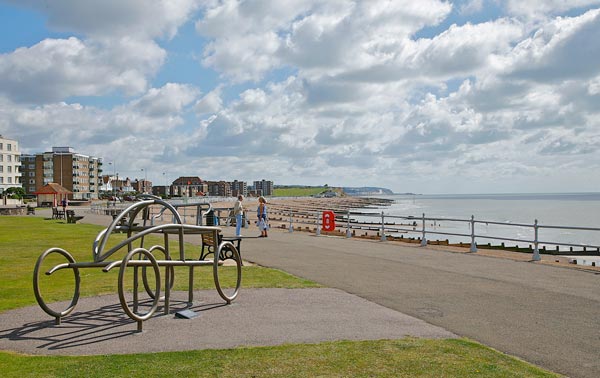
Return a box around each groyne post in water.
[470,215,477,253]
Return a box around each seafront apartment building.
[21,147,103,200]
[253,179,274,196]
[0,135,22,194]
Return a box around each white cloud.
[505,0,600,19]
[2,1,600,192]
[459,0,483,15]
[196,0,453,81]
[130,83,199,117]
[7,0,200,39]
[0,37,165,103]
[0,0,201,104]
[503,9,600,81]
[195,87,223,115]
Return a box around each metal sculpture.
[33,195,241,332]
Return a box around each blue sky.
[1,0,600,194]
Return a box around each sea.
[356,192,600,252]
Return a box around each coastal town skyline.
[1,1,599,194]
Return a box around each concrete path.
[0,288,455,356]
[240,229,600,378]
[24,208,600,377]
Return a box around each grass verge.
[0,217,318,312]
[0,339,559,377]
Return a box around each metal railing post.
[380,211,386,241]
[532,219,541,261]
[470,215,477,252]
[420,213,427,246]
[346,210,351,238]
[289,210,294,233]
[316,211,321,236]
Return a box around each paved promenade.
[11,208,600,377]
[240,229,600,378]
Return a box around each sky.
[1,0,599,194]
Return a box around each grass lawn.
[273,186,328,197]
[0,217,561,377]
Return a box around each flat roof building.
[20,146,103,200]
[0,135,22,194]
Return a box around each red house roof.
[34,182,72,195]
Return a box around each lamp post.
[108,162,116,200]
[140,168,147,194]
[162,172,168,197]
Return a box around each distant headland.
[342,187,394,196]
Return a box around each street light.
[108,162,116,200]
[140,168,147,194]
[162,172,168,197]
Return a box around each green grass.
[0,217,561,377]
[0,339,558,377]
[273,186,328,197]
[0,217,318,312]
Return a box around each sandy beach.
[125,195,599,272]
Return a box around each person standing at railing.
[257,196,268,238]
[234,195,244,237]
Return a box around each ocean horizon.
[358,192,600,250]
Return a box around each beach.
[146,195,599,272]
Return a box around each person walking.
[233,195,244,237]
[257,196,268,237]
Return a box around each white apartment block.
[0,135,22,194]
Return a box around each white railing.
[283,209,600,261]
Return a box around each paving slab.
[240,229,600,378]
[0,288,456,356]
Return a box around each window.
[0,177,3,183]
[7,155,11,162]
[0,166,2,173]
[7,166,12,173]
[0,155,3,162]
[29,164,35,169]
[7,177,12,183]
[29,172,35,177]
[0,143,2,150]
[7,144,11,151]
[29,186,36,192]
[29,179,35,184]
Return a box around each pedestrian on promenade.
[61,197,68,212]
[234,195,244,237]
[257,196,268,237]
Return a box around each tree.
[5,187,25,199]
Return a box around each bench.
[52,207,65,219]
[200,233,243,265]
[66,210,84,223]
